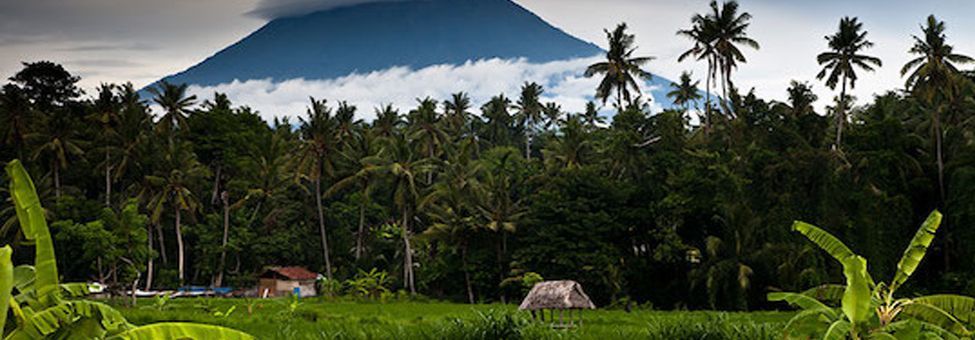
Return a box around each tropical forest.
[2,0,975,339]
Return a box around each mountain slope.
[158,0,603,87]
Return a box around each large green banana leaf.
[900,301,971,336]
[768,292,837,317]
[0,246,13,331]
[911,294,975,325]
[106,323,255,340]
[792,221,856,263]
[4,300,130,340]
[5,160,59,308]
[800,284,846,305]
[841,255,873,325]
[823,319,851,340]
[892,211,941,290]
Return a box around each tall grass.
[645,313,781,339]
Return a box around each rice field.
[111,297,792,339]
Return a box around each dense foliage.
[2,2,975,313]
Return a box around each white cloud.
[185,56,666,123]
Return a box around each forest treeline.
[2,1,975,311]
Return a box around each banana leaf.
[106,323,255,340]
[4,300,130,340]
[792,221,856,263]
[5,160,59,308]
[0,246,13,331]
[912,294,975,325]
[768,292,837,317]
[892,211,941,290]
[901,301,971,336]
[841,255,873,325]
[800,284,846,305]
[823,319,851,340]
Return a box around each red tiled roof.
[265,266,319,280]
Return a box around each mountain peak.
[157,0,602,87]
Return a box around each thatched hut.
[518,280,595,327]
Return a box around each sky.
[2,0,974,119]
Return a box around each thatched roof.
[518,280,596,310]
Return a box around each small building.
[519,280,595,327]
[258,266,320,298]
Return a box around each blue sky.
[1,0,973,117]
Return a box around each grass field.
[111,297,792,339]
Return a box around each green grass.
[110,297,791,339]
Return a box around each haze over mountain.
[154,0,683,120]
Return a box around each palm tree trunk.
[248,200,263,225]
[934,107,948,271]
[53,161,61,199]
[105,149,112,207]
[215,191,230,287]
[315,177,334,279]
[427,147,435,185]
[462,241,474,304]
[210,165,221,205]
[355,190,366,260]
[705,59,712,132]
[402,207,415,294]
[176,207,185,286]
[935,108,946,203]
[145,223,154,291]
[157,221,168,264]
[496,234,506,303]
[835,77,847,149]
[525,128,532,161]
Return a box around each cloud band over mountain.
[183,57,665,123]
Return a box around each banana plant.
[769,210,975,339]
[3,160,254,339]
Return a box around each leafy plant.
[2,159,253,339]
[344,268,391,300]
[769,210,975,339]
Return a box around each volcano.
[152,0,683,118]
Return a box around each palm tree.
[514,82,544,160]
[143,140,207,286]
[30,111,85,199]
[667,71,702,112]
[708,0,759,110]
[542,102,564,131]
[580,101,603,130]
[89,83,122,206]
[0,84,33,160]
[817,16,882,148]
[326,131,378,261]
[480,94,516,147]
[476,147,527,302]
[542,115,592,170]
[585,23,654,109]
[335,101,361,144]
[296,97,339,279]
[148,81,196,137]
[442,92,472,138]
[678,16,719,129]
[901,15,973,204]
[361,133,434,294]
[408,97,446,185]
[373,104,403,139]
[420,143,481,303]
[785,80,818,117]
